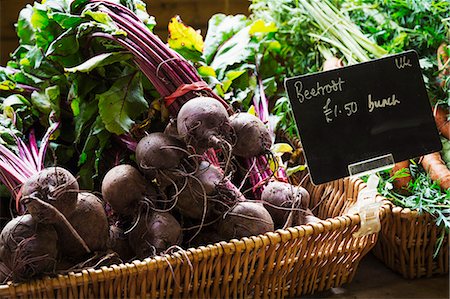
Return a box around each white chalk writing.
[296,77,345,103]
[368,94,400,112]
[395,56,412,69]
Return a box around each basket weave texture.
[373,204,449,279]
[0,177,386,298]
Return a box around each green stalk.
[298,0,387,63]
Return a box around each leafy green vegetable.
[97,72,148,135]
[0,0,159,188]
[367,161,450,257]
[65,52,133,73]
[203,14,249,65]
[339,0,450,103]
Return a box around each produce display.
[0,0,448,286]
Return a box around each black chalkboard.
[284,50,442,185]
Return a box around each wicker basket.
[373,203,449,279]
[0,177,386,298]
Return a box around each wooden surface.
[0,0,249,64]
[310,253,449,299]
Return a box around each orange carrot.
[437,43,449,87]
[390,160,411,194]
[433,106,450,140]
[421,152,450,190]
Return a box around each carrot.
[421,152,450,190]
[437,43,449,87]
[433,106,450,140]
[390,160,411,194]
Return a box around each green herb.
[367,161,450,257]
[339,0,450,104]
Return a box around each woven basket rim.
[381,198,433,218]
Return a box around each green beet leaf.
[65,52,133,73]
[203,14,250,65]
[97,72,148,135]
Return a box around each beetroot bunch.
[0,0,323,284]
[100,96,321,260]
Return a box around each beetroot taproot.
[102,164,149,216]
[176,161,245,220]
[229,112,272,158]
[57,193,109,260]
[261,181,310,228]
[128,211,182,259]
[136,132,187,174]
[0,215,58,282]
[177,97,232,154]
[219,201,274,240]
[21,167,79,218]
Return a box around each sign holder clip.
[347,154,394,237]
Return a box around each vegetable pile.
[0,0,317,283]
[0,0,448,284]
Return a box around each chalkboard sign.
[284,50,442,185]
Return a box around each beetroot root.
[136,132,187,175]
[261,181,310,228]
[102,164,149,216]
[128,211,182,259]
[21,167,79,218]
[219,201,274,240]
[176,161,245,219]
[57,193,109,260]
[0,214,58,282]
[229,112,272,158]
[177,96,232,154]
[108,224,134,262]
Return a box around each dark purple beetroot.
[21,167,79,218]
[108,224,134,261]
[128,211,182,259]
[57,193,109,260]
[229,112,272,158]
[177,96,232,154]
[102,164,149,216]
[0,215,58,282]
[176,161,245,219]
[136,132,187,174]
[218,201,274,240]
[261,181,310,228]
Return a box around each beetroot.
[136,132,187,175]
[57,193,109,260]
[175,181,214,220]
[261,181,310,228]
[177,97,232,154]
[229,112,272,158]
[128,211,182,259]
[0,215,58,282]
[218,201,274,240]
[102,164,149,216]
[296,209,321,225]
[21,167,79,218]
[176,161,245,220]
[108,224,134,261]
